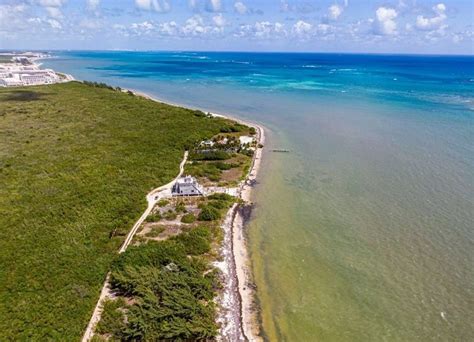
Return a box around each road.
[81,151,188,342]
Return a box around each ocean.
[43,52,474,341]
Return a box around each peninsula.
[0,69,264,341]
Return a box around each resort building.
[172,176,205,196]
[0,54,64,87]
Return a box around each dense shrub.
[220,123,246,133]
[198,206,221,221]
[175,201,186,213]
[83,81,117,91]
[186,162,222,182]
[208,193,234,201]
[190,150,231,161]
[144,226,165,237]
[157,199,169,207]
[181,213,196,224]
[207,200,229,210]
[173,226,212,255]
[214,161,233,170]
[145,212,161,222]
[107,239,218,340]
[164,210,177,221]
[95,299,127,336]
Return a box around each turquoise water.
[43,52,474,341]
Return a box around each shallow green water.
[250,99,473,341]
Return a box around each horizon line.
[1,48,473,57]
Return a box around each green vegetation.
[185,161,230,182]
[208,193,234,201]
[163,209,178,221]
[103,233,218,340]
[95,298,128,336]
[157,199,169,207]
[144,226,165,238]
[172,226,212,255]
[198,205,222,221]
[0,81,234,340]
[83,81,121,92]
[190,150,231,161]
[175,201,186,213]
[219,122,247,133]
[181,213,196,224]
[145,212,162,222]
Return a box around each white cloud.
[415,3,447,31]
[131,21,154,31]
[135,0,152,10]
[207,0,221,12]
[135,0,170,13]
[328,5,343,20]
[235,21,286,39]
[373,7,398,35]
[79,18,102,29]
[86,0,100,11]
[234,1,247,15]
[182,15,207,35]
[47,18,62,29]
[45,6,62,18]
[0,4,28,32]
[212,14,225,27]
[280,0,290,12]
[293,20,312,36]
[38,0,66,7]
[159,21,178,35]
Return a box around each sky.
[0,0,473,54]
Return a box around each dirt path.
[81,151,188,342]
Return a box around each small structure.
[172,176,205,196]
[239,135,254,146]
[216,137,229,145]
[200,140,215,148]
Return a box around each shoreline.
[130,88,266,341]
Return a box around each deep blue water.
[43,52,474,341]
[44,51,474,115]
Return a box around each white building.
[172,176,205,196]
[239,135,255,146]
[0,55,64,87]
[0,78,23,87]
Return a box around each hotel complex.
[0,53,72,87]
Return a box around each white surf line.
[81,151,188,342]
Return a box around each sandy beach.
[131,88,266,341]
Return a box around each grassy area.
[186,145,253,186]
[0,81,233,340]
